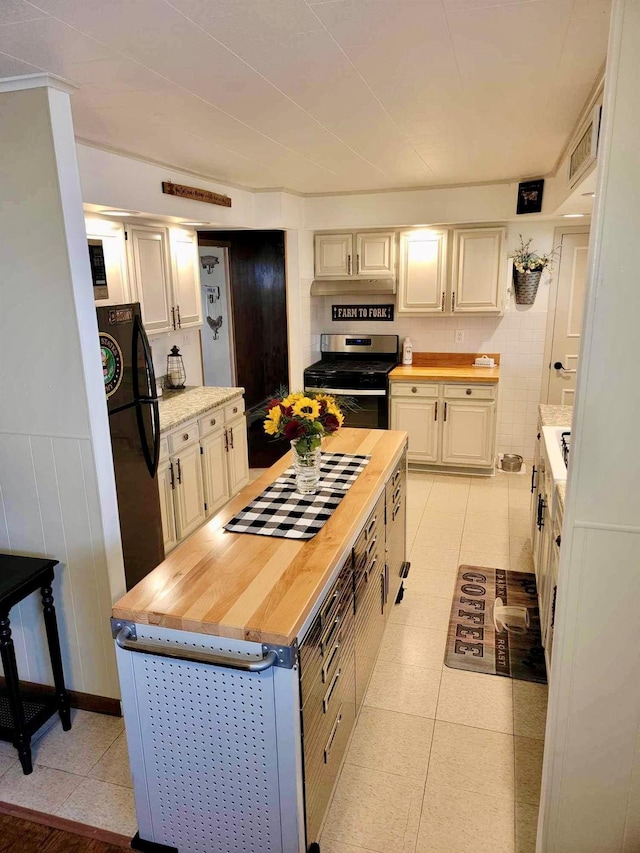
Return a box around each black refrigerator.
[97,303,164,590]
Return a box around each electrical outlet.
[455,330,465,344]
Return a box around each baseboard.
[0,677,121,717]
[0,800,132,848]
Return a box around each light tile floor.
[320,469,548,853]
[0,469,547,851]
[0,709,135,838]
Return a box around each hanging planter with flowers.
[510,235,558,305]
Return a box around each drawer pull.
[183,433,189,441]
[366,514,377,538]
[321,584,341,625]
[321,613,341,656]
[393,484,401,504]
[232,406,238,414]
[323,667,341,713]
[322,639,341,684]
[210,418,216,426]
[466,388,472,395]
[444,401,447,422]
[434,400,438,421]
[411,386,417,393]
[392,468,401,486]
[169,462,175,490]
[176,459,182,485]
[324,712,342,764]
[366,535,377,561]
[392,499,402,522]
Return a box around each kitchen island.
[112,428,408,853]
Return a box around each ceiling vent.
[310,278,396,296]
[569,104,602,187]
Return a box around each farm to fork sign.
[162,181,232,208]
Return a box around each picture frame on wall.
[516,179,544,215]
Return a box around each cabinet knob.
[466,388,472,395]
[411,386,417,393]
[210,418,216,426]
[183,433,189,441]
[232,406,238,413]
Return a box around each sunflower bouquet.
[263,391,345,455]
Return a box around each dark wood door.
[199,231,289,467]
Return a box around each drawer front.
[198,408,223,438]
[167,420,200,453]
[443,383,497,400]
[159,436,169,462]
[391,382,439,398]
[224,397,245,423]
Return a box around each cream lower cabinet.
[390,388,439,463]
[226,414,250,494]
[390,382,497,471]
[160,396,249,552]
[200,427,230,519]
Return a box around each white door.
[226,416,250,495]
[452,227,505,313]
[157,457,178,554]
[441,400,495,467]
[314,234,354,278]
[128,225,173,333]
[355,232,395,277]
[397,229,448,314]
[545,230,590,405]
[201,429,230,518]
[390,398,439,463]
[173,443,206,540]
[170,229,203,329]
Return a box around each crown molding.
[0,72,77,95]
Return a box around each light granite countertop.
[159,386,244,433]
[539,403,573,427]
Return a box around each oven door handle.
[304,387,386,397]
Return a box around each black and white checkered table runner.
[224,453,370,540]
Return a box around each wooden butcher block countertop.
[112,428,407,646]
[389,351,500,384]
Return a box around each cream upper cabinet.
[87,218,132,307]
[314,233,353,278]
[169,229,203,329]
[314,231,395,279]
[127,224,203,334]
[440,399,496,467]
[452,227,505,313]
[397,229,448,314]
[127,224,173,333]
[355,232,396,277]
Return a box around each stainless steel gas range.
[303,334,399,429]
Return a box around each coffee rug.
[444,565,547,684]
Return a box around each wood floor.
[0,813,128,852]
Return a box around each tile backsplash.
[310,294,547,460]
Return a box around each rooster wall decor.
[207,315,223,340]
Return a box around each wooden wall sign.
[332,304,394,321]
[162,181,232,208]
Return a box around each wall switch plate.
[455,330,465,343]
[181,334,190,345]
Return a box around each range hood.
[310,278,397,296]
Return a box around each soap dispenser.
[402,337,413,365]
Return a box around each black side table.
[0,554,71,774]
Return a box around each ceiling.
[0,0,610,194]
